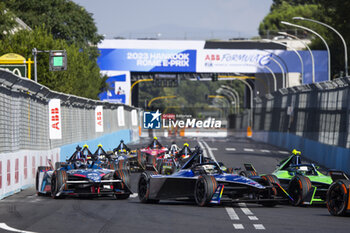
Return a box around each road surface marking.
[241,208,253,215]
[253,224,266,230]
[0,223,37,233]
[225,207,239,220]
[244,148,254,152]
[248,216,259,220]
[200,140,216,162]
[279,151,289,154]
[226,148,236,151]
[233,224,244,230]
[130,193,138,198]
[260,149,270,153]
[210,148,218,150]
[197,141,208,158]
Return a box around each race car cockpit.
[148,136,163,149]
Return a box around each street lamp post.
[263,65,277,91]
[281,21,331,81]
[260,50,286,88]
[221,85,240,114]
[293,16,348,77]
[278,31,315,83]
[263,38,304,86]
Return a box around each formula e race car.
[36,145,132,199]
[326,171,350,216]
[138,148,289,206]
[240,150,343,206]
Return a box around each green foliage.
[259,2,323,36]
[0,2,16,40]
[271,0,317,10]
[3,0,103,46]
[0,27,106,99]
[260,0,350,77]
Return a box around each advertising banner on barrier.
[99,71,131,104]
[95,105,103,132]
[48,99,62,139]
[98,49,196,72]
[118,106,125,127]
[196,49,272,73]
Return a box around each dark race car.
[36,145,131,199]
[138,148,290,206]
[326,171,350,216]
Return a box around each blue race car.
[138,147,289,206]
[36,145,131,199]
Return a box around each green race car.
[241,150,343,206]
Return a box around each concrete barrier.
[0,148,60,199]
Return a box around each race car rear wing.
[328,170,349,181]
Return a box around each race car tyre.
[326,179,350,216]
[117,160,130,172]
[114,170,131,200]
[137,150,146,170]
[108,162,117,170]
[288,175,311,206]
[261,175,280,207]
[51,170,67,199]
[55,162,66,170]
[261,174,280,196]
[138,171,159,203]
[36,166,51,196]
[239,170,258,177]
[194,175,218,207]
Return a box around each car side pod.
[326,179,350,216]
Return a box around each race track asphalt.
[0,136,349,233]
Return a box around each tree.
[0,27,107,99]
[260,0,350,78]
[0,2,16,40]
[3,0,103,46]
[259,2,323,37]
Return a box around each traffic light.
[49,50,67,71]
[152,74,179,87]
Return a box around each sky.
[72,0,273,40]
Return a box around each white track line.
[225,148,236,151]
[241,208,253,215]
[210,148,218,150]
[260,149,270,153]
[225,207,239,220]
[248,216,259,221]
[243,148,254,152]
[279,151,289,154]
[233,224,244,230]
[197,141,208,158]
[254,224,266,230]
[130,193,138,198]
[0,223,37,233]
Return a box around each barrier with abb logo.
[0,69,140,199]
[0,149,59,199]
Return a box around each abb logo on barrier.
[95,106,103,132]
[49,99,62,139]
[205,54,220,61]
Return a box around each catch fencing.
[235,77,350,173]
[0,69,139,154]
